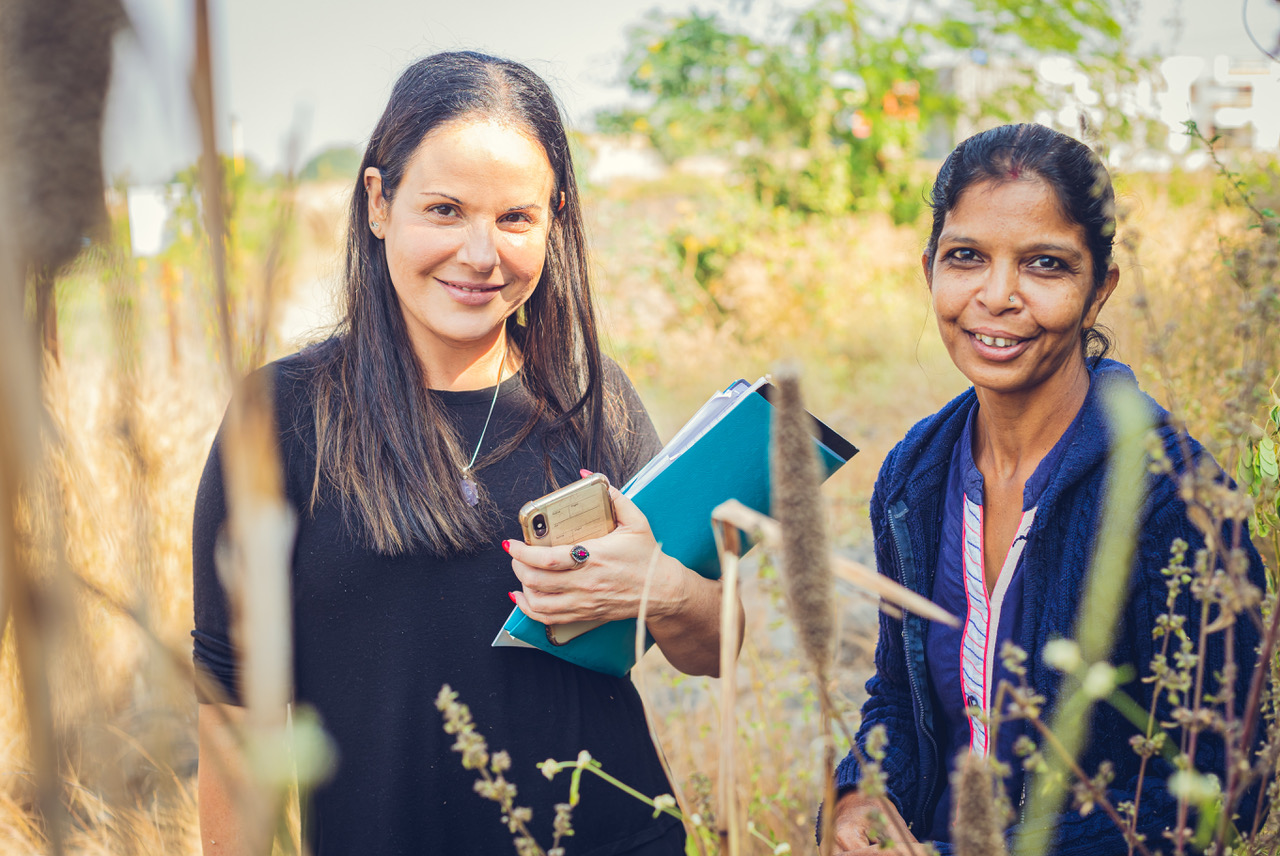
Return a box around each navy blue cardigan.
[834,360,1267,854]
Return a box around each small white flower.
[1042,639,1082,672]
[1169,771,1221,802]
[1082,662,1117,699]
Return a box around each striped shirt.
[924,404,1081,840]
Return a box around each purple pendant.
[460,476,480,507]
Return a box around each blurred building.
[1161,56,1280,153]
[926,51,1279,166]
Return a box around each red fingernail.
[508,591,518,604]
[501,540,510,552]
[580,468,592,477]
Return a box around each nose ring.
[1008,295,1017,304]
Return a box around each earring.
[370,220,379,230]
[515,303,528,327]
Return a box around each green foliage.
[1238,404,1280,544]
[603,0,1130,222]
[156,155,300,370]
[300,145,361,184]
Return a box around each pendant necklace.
[459,343,508,508]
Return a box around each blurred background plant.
[598,0,1154,222]
[1,0,1277,853]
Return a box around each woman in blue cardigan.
[829,124,1267,854]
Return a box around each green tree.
[601,0,1131,221]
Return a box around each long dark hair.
[309,51,622,556]
[923,123,1117,363]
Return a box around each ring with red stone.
[569,545,590,567]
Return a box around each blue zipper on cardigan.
[887,500,942,831]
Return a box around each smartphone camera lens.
[531,514,548,539]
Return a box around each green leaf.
[1261,438,1279,480]
[1237,454,1253,488]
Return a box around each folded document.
[493,377,857,676]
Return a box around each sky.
[102,0,1280,183]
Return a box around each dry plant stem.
[67,564,233,720]
[0,220,63,855]
[192,1,299,852]
[71,560,264,852]
[709,502,917,852]
[192,0,234,373]
[33,267,58,366]
[1029,718,1156,856]
[1189,121,1277,233]
[1246,599,1280,842]
[1129,603,1178,854]
[770,370,840,854]
[1217,621,1239,847]
[1239,582,1280,788]
[246,126,303,368]
[710,500,958,627]
[819,707,836,856]
[1173,595,1213,856]
[712,517,741,856]
[633,547,704,855]
[0,483,65,856]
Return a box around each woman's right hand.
[831,791,925,855]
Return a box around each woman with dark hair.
[193,52,728,854]
[827,123,1266,854]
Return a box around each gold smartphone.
[517,473,616,646]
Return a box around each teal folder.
[492,378,857,677]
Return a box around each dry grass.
[1,160,1273,855]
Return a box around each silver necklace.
[459,344,508,508]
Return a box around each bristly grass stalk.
[1015,385,1151,856]
[768,367,839,854]
[953,751,1008,856]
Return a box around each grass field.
[1,158,1276,854]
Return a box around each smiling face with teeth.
[924,176,1118,406]
[365,116,556,389]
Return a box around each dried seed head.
[952,751,1008,856]
[0,0,126,271]
[770,366,835,681]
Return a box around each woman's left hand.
[506,477,684,626]
[505,471,740,676]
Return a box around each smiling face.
[365,116,556,385]
[925,176,1118,405]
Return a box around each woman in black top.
[193,52,734,855]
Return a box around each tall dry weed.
[951,751,1008,856]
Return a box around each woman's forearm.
[197,703,284,856]
[645,553,744,677]
[198,703,250,856]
